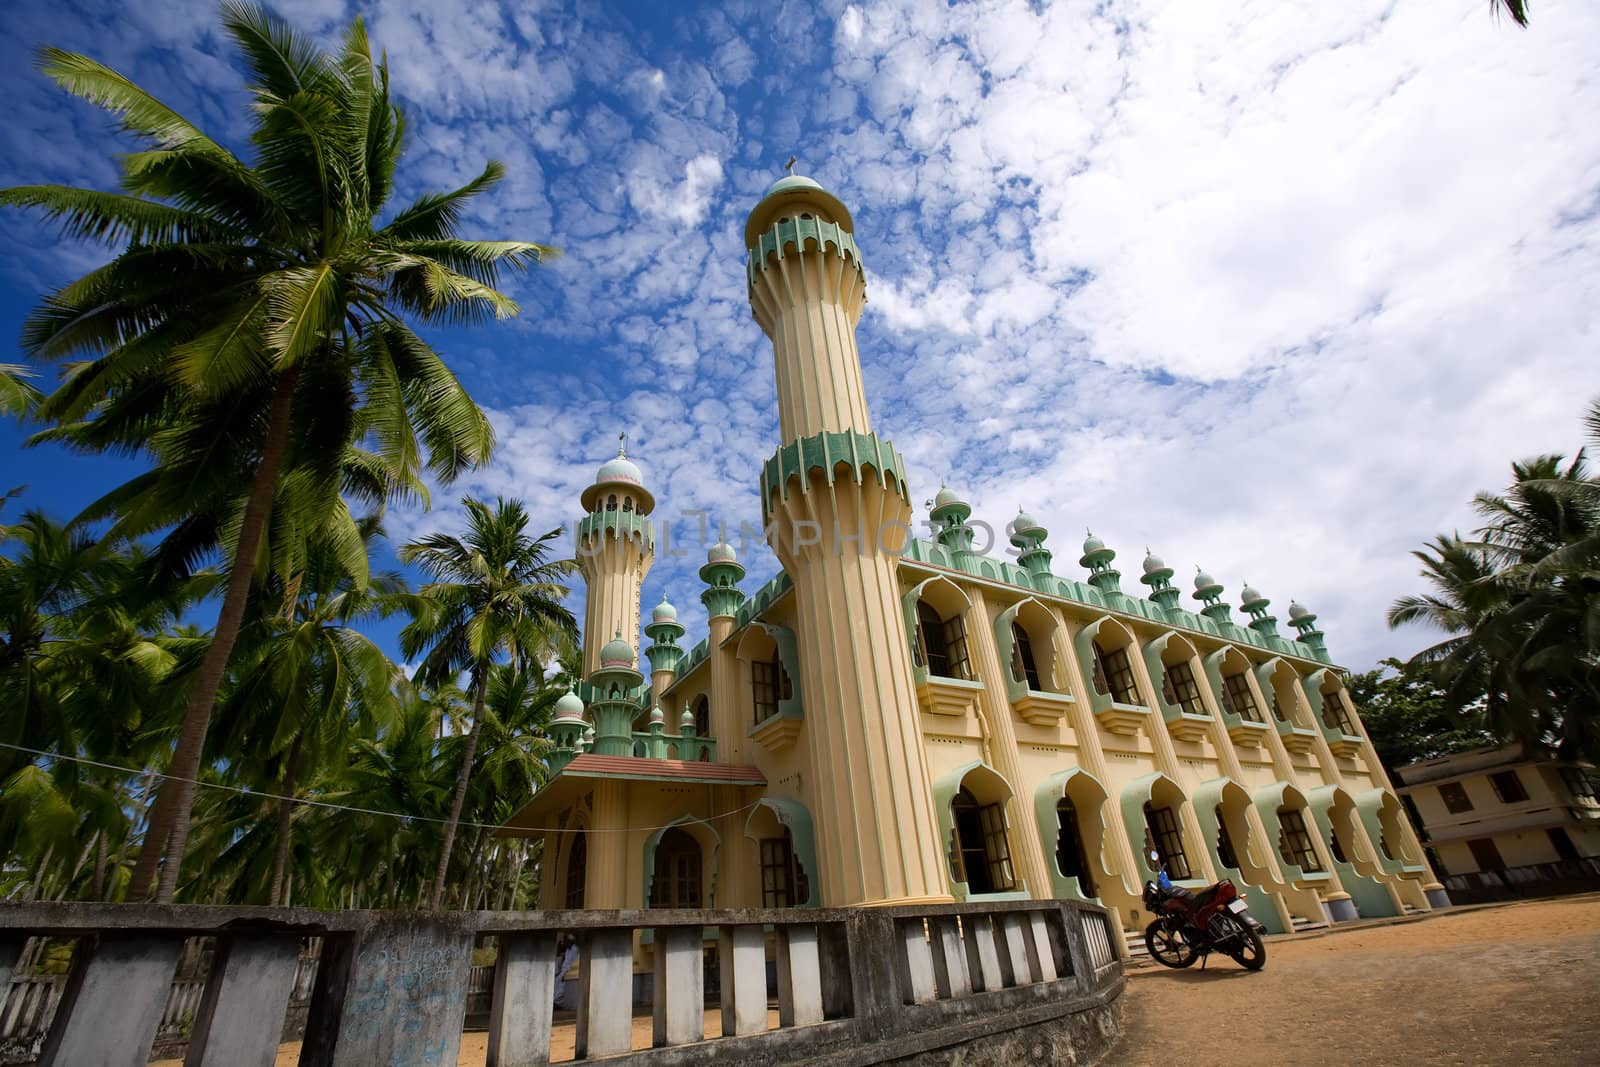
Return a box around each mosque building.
[498,173,1449,956]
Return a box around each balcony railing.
[0,897,1123,1066]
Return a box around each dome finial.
[617,430,627,458]
[784,154,797,174]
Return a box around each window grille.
[1223,673,1261,722]
[1144,803,1191,879]
[1095,644,1140,705]
[760,836,809,908]
[1322,689,1357,733]
[1277,808,1324,872]
[1165,660,1206,716]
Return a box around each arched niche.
[1251,780,1331,884]
[1355,788,1419,873]
[1120,772,1202,883]
[1195,777,1287,933]
[932,760,1025,899]
[735,622,802,727]
[903,575,976,682]
[1073,615,1145,712]
[1033,768,1113,902]
[1304,667,1360,740]
[994,597,1070,698]
[1203,646,1268,725]
[743,798,820,908]
[1307,784,1402,918]
[1256,657,1311,728]
[642,814,720,909]
[1142,632,1212,738]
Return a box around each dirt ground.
[152,896,1599,1067]
[1108,895,1600,1067]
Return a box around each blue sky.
[2,0,1598,675]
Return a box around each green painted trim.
[734,571,794,630]
[1119,772,1186,883]
[1305,786,1398,918]
[902,574,974,685]
[759,430,909,525]
[1353,788,1407,876]
[1141,632,1213,728]
[745,798,820,908]
[749,621,803,720]
[931,760,1026,902]
[747,215,864,285]
[1250,780,1313,884]
[1193,778,1284,934]
[578,509,655,550]
[1032,768,1110,903]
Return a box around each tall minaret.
[747,174,950,906]
[577,439,654,675]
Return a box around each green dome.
[680,705,697,730]
[1142,550,1167,575]
[765,174,824,197]
[744,171,855,246]
[1083,530,1106,555]
[1240,582,1268,608]
[1288,600,1314,621]
[649,704,665,726]
[599,632,635,668]
[933,484,966,510]
[554,690,585,721]
[596,455,643,485]
[580,440,654,513]
[707,541,738,564]
[652,596,678,623]
[1194,567,1221,593]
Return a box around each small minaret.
[1080,531,1123,595]
[1010,508,1053,578]
[749,172,949,906]
[588,633,643,756]
[1287,601,1329,657]
[577,438,655,675]
[1140,549,1182,612]
[548,691,588,773]
[930,483,981,567]
[1239,582,1279,636]
[700,542,747,759]
[1193,567,1231,624]
[644,595,685,705]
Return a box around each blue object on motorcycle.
[1157,868,1173,891]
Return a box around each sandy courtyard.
[152,896,1599,1066]
[1108,895,1600,1066]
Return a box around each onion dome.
[680,705,697,731]
[599,631,636,668]
[707,541,738,565]
[652,596,678,624]
[579,436,654,513]
[929,481,972,526]
[1142,549,1167,576]
[1195,567,1217,591]
[1240,582,1269,611]
[1083,530,1106,555]
[1288,600,1312,621]
[649,704,665,727]
[933,484,964,509]
[553,690,586,723]
[1010,506,1047,547]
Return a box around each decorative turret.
[1139,548,1182,612]
[1009,508,1053,577]
[548,690,588,772]
[1287,600,1328,654]
[929,482,976,558]
[1239,582,1279,637]
[588,631,644,756]
[1079,530,1122,595]
[644,594,686,681]
[679,704,697,739]
[700,542,747,619]
[1192,567,1231,624]
[577,435,655,675]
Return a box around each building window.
[1093,643,1141,705]
[622,497,634,513]
[1144,803,1191,880]
[917,601,973,681]
[1489,770,1529,804]
[1055,799,1096,898]
[1214,806,1238,870]
[1327,826,1347,865]
[1277,808,1324,872]
[693,695,710,737]
[760,834,810,908]
[1321,689,1357,733]
[1163,661,1206,716]
[606,494,617,511]
[1547,827,1580,863]
[1560,766,1598,806]
[951,787,1016,894]
[1222,673,1262,722]
[1010,622,1043,690]
[564,833,587,909]
[1466,837,1504,872]
[649,828,703,909]
[1439,782,1474,814]
[751,654,790,726]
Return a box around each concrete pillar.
[652,926,704,1046]
[575,928,633,1058]
[184,934,300,1067]
[486,931,556,1067]
[893,920,937,1005]
[38,933,182,1067]
[928,917,971,998]
[997,913,1030,987]
[1026,912,1057,982]
[776,924,823,1028]
[962,916,1004,993]
[717,924,767,1037]
[585,780,629,908]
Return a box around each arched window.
[1277,807,1324,872]
[751,653,791,725]
[1221,672,1262,722]
[1322,687,1356,733]
[917,600,972,680]
[606,494,618,511]
[693,695,710,737]
[564,833,587,909]
[1010,622,1042,690]
[759,828,811,908]
[1055,798,1096,898]
[622,496,634,513]
[1092,640,1140,705]
[1214,805,1238,870]
[649,828,702,909]
[951,787,1015,894]
[1143,801,1191,880]
[632,740,646,757]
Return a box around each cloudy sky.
[1,0,1596,675]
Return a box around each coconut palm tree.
[398,497,576,907]
[1493,1,1530,27]
[1,3,556,901]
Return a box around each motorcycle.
[1141,850,1267,971]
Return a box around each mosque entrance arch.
[648,828,703,909]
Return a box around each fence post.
[486,930,556,1067]
[37,933,183,1067]
[653,925,705,1046]
[183,933,301,1067]
[776,924,823,1027]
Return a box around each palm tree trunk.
[430,668,487,908]
[55,833,98,901]
[131,369,300,904]
[23,845,53,903]
[111,770,158,900]
[268,736,305,907]
[92,831,108,900]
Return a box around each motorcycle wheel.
[1229,923,1267,971]
[1144,919,1198,969]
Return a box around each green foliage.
[1344,658,1495,777]
[1390,399,1600,764]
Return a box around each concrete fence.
[1441,856,1600,905]
[0,897,1124,1066]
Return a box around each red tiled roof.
[560,754,766,784]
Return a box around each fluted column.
[579,530,650,676]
